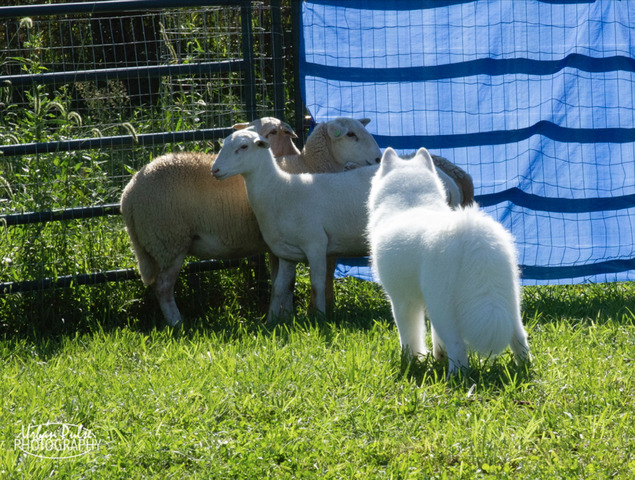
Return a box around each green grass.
[1,278,634,479]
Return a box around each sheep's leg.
[153,253,185,327]
[307,252,328,315]
[309,255,336,311]
[252,254,270,303]
[268,258,296,322]
[268,252,296,317]
[268,252,279,285]
[325,256,337,311]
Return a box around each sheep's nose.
[211,167,220,176]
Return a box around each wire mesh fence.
[0,1,295,328]
[300,0,635,285]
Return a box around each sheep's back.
[124,152,264,264]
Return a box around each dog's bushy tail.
[462,298,515,356]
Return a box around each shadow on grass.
[0,261,274,356]
[522,282,635,325]
[3,270,632,366]
[399,351,534,393]
[0,268,392,360]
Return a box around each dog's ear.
[415,147,435,171]
[379,148,400,171]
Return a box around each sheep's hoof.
[266,310,293,327]
[165,317,183,329]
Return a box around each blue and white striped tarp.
[299,0,635,284]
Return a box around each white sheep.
[120,117,382,326]
[267,117,383,309]
[212,129,381,318]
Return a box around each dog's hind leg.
[510,322,531,365]
[431,325,447,362]
[426,303,468,377]
[389,297,428,359]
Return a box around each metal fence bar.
[0,127,234,156]
[0,0,246,18]
[1,204,121,227]
[0,61,245,87]
[0,258,251,295]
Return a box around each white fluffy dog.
[367,147,531,375]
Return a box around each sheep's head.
[322,118,382,170]
[233,117,299,157]
[212,130,271,180]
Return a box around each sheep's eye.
[236,144,248,153]
[347,132,357,139]
[269,129,278,136]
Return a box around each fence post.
[291,0,305,147]
[241,0,257,121]
[271,0,285,121]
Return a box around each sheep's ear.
[232,122,250,130]
[358,118,371,126]
[327,121,348,139]
[415,147,435,171]
[255,139,270,149]
[281,122,298,139]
